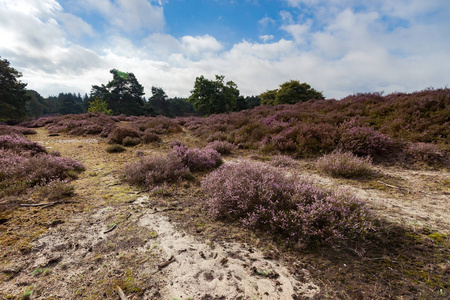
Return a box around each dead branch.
[104,224,117,234]
[376,180,411,193]
[20,200,78,208]
[151,256,176,275]
[117,286,127,300]
[150,207,178,214]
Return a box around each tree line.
[1,57,325,123]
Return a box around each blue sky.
[1,0,449,99]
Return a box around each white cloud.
[259,35,274,42]
[76,0,165,33]
[180,35,223,58]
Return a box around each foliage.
[338,119,395,157]
[0,135,85,196]
[317,150,374,178]
[142,132,161,143]
[260,80,324,105]
[122,154,189,187]
[403,142,448,167]
[37,113,117,137]
[88,97,113,115]
[90,69,145,116]
[202,162,378,246]
[107,127,141,145]
[0,57,30,123]
[122,136,141,147]
[188,75,240,115]
[0,125,36,136]
[106,144,126,153]
[206,140,236,155]
[172,145,222,171]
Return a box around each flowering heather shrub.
[0,147,85,195]
[122,136,141,147]
[0,134,47,156]
[404,142,448,167]
[173,145,222,171]
[122,154,189,187]
[270,155,299,168]
[142,132,161,144]
[0,125,36,136]
[206,140,236,155]
[339,120,394,157]
[108,127,141,144]
[131,116,182,134]
[45,113,117,137]
[317,150,374,178]
[202,162,378,246]
[168,139,184,148]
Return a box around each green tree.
[25,90,46,118]
[87,97,113,115]
[0,57,30,122]
[188,75,240,115]
[90,69,145,116]
[144,86,168,116]
[260,80,324,105]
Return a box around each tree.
[188,75,240,115]
[25,90,46,118]
[260,80,324,105]
[88,97,113,115]
[144,86,169,116]
[0,57,30,122]
[90,69,145,116]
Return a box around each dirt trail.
[1,129,320,299]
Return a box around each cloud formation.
[0,0,449,99]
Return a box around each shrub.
[173,145,222,171]
[403,142,448,167]
[339,120,394,157]
[168,139,184,148]
[317,150,374,178]
[142,132,161,144]
[122,136,141,147]
[270,155,299,168]
[206,140,236,155]
[122,154,189,187]
[108,127,141,144]
[0,134,47,156]
[44,113,117,137]
[0,125,36,136]
[202,162,378,246]
[106,144,126,153]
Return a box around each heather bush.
[317,150,374,178]
[173,145,222,171]
[206,140,236,155]
[106,144,126,153]
[45,113,117,137]
[202,162,378,246]
[122,136,141,147]
[131,116,182,134]
[108,127,141,144]
[270,155,299,168]
[122,154,189,187]
[339,120,394,157]
[142,132,161,144]
[403,142,448,167]
[35,179,75,200]
[0,134,47,156]
[0,125,36,136]
[0,146,85,195]
[168,139,184,148]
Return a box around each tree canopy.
[0,58,30,123]
[260,80,324,105]
[188,75,240,115]
[90,69,145,116]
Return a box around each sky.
[1,0,449,99]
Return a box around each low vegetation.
[317,150,374,178]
